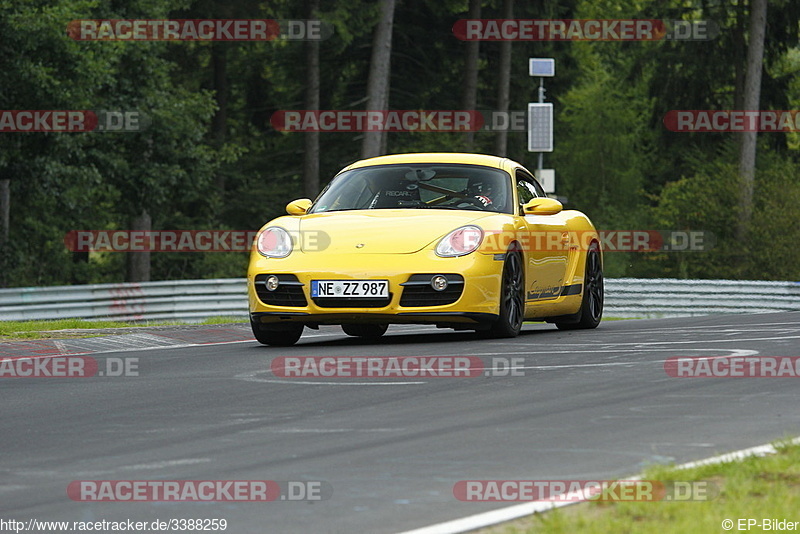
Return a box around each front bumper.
[247,249,503,326]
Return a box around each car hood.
[296,210,494,254]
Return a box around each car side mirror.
[286,198,312,216]
[522,197,563,215]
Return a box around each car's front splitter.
[250,311,498,327]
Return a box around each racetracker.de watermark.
[452,19,718,41]
[64,230,329,253]
[665,356,800,378]
[0,110,146,133]
[271,110,484,132]
[271,356,525,378]
[453,480,718,501]
[0,357,138,378]
[664,110,800,132]
[270,109,555,133]
[68,19,333,41]
[482,230,713,253]
[67,480,332,501]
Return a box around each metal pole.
[537,77,545,171]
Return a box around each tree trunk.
[303,0,321,199]
[0,178,9,247]
[493,0,513,157]
[127,209,151,283]
[733,0,746,110]
[361,0,396,159]
[737,0,768,241]
[211,42,228,192]
[461,0,481,151]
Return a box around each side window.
[516,178,534,208]
[530,175,547,197]
[515,170,538,213]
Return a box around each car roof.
[341,153,517,172]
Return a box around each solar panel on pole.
[527,103,553,153]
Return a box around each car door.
[516,170,571,302]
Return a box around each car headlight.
[435,225,484,257]
[256,227,293,258]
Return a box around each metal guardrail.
[605,278,800,318]
[0,279,248,322]
[0,278,799,322]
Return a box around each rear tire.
[556,242,603,330]
[488,250,525,338]
[251,320,304,346]
[342,323,388,338]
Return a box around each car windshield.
[309,163,513,214]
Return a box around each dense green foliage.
[1,0,798,286]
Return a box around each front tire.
[556,242,603,330]
[342,323,388,338]
[251,320,304,346]
[489,251,525,338]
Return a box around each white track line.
[397,436,800,534]
[0,325,442,361]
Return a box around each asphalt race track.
[2,312,800,533]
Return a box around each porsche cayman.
[248,153,603,346]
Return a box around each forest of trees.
[1,0,799,288]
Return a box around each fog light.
[431,275,448,291]
[265,275,280,291]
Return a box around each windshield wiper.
[319,208,364,213]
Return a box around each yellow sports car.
[248,153,603,346]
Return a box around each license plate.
[311,280,389,298]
